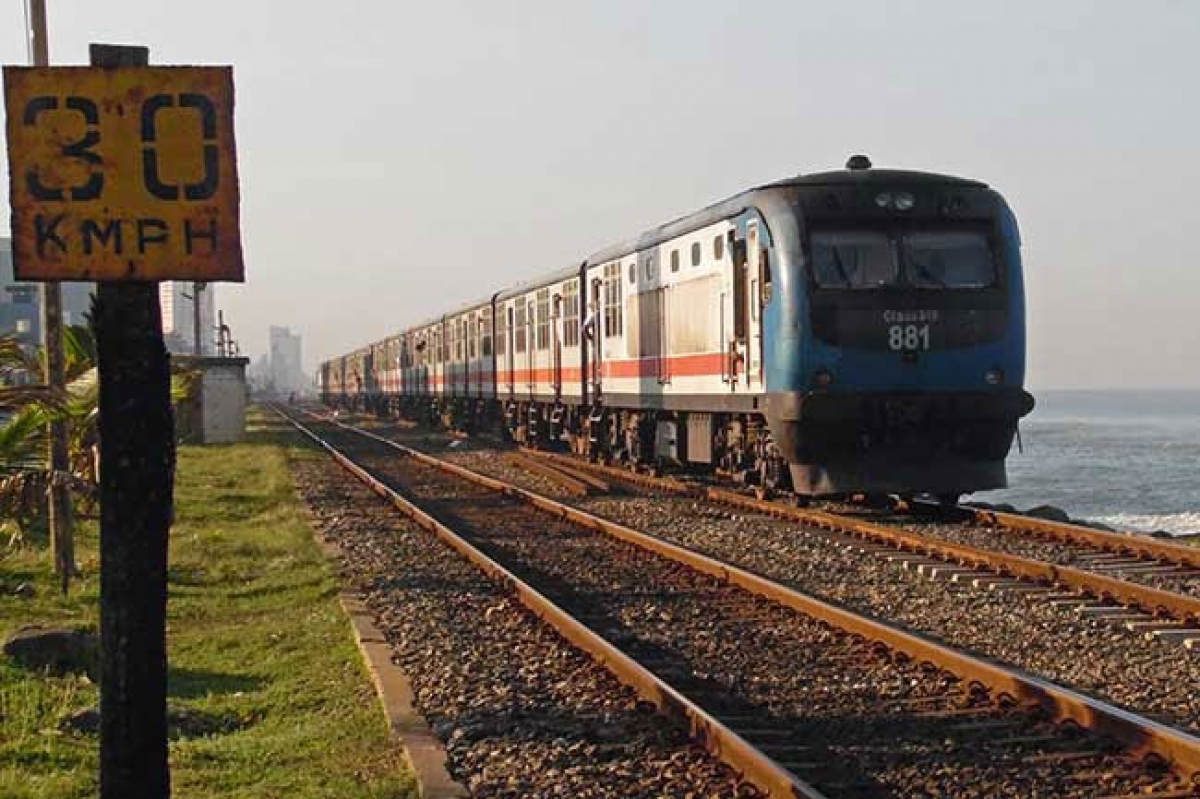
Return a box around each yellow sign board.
[3,66,243,281]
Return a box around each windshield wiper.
[830,247,853,288]
[906,247,946,288]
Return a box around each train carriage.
[324,156,1034,499]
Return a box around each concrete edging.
[314,532,467,799]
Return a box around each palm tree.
[0,327,99,551]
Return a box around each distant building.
[268,326,306,395]
[1,238,93,348]
[160,281,217,355]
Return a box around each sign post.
[4,43,243,799]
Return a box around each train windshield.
[810,230,896,289]
[810,228,995,289]
[902,230,994,288]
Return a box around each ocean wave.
[1093,512,1200,537]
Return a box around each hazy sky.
[2,1,1198,389]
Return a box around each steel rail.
[527,451,1200,624]
[517,450,613,494]
[274,407,823,799]
[505,453,592,497]
[963,505,1200,571]
[303,410,1200,779]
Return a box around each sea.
[975,389,1200,538]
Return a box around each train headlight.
[874,192,892,209]
[814,369,834,388]
[985,368,1004,386]
[894,192,915,211]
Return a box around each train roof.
[584,160,988,267]
[349,157,992,353]
[763,167,987,190]
[489,162,992,306]
[494,264,582,302]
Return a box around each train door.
[439,325,445,397]
[655,286,669,387]
[420,332,429,396]
[589,276,603,400]
[398,337,406,398]
[523,300,534,400]
[468,314,477,398]
[745,222,764,390]
[552,293,563,401]
[506,305,515,395]
[726,231,745,392]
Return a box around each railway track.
[881,504,1200,599]
[319,411,1200,726]
[278,406,1200,799]
[512,450,1200,637]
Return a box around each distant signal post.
[4,45,244,799]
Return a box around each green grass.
[0,408,415,798]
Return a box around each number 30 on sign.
[3,66,243,282]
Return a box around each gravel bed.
[289,450,752,799]
[345,428,1200,739]
[311,423,1184,799]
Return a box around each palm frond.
[0,334,40,374]
[62,325,97,384]
[0,406,49,470]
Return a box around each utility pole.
[28,0,75,591]
[191,281,206,355]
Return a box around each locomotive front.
[763,158,1035,499]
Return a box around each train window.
[713,235,724,261]
[628,262,635,284]
[468,316,477,359]
[761,250,773,305]
[515,299,527,353]
[536,289,551,350]
[645,257,656,281]
[903,230,995,289]
[810,230,896,289]
[563,279,580,346]
[670,250,680,273]
[691,242,701,266]
[604,263,623,338]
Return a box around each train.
[319,155,1035,501]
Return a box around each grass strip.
[0,408,415,799]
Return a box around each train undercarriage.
[324,392,793,493]
[321,389,1027,504]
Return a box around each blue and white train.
[320,156,1035,500]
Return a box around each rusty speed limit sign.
[3,66,243,281]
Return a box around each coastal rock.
[3,625,97,677]
[1023,505,1071,523]
[966,502,1018,514]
